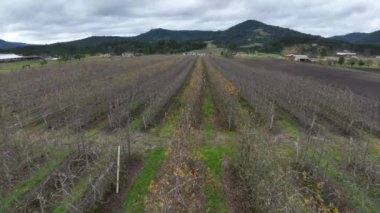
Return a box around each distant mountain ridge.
[64,20,321,48]
[218,20,319,44]
[2,20,380,50]
[330,31,380,45]
[134,20,319,46]
[0,39,31,49]
[65,36,129,46]
[135,28,217,42]
[2,20,380,55]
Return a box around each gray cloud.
[0,0,379,44]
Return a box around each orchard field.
[0,55,379,212]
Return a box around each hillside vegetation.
[331,30,380,45]
[3,20,380,56]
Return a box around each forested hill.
[2,20,380,56]
[0,39,31,49]
[330,31,380,45]
[5,39,206,56]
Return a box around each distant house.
[376,56,380,59]
[286,54,311,62]
[183,52,197,56]
[336,51,357,57]
[236,52,248,57]
[183,51,207,56]
[122,52,134,57]
[97,53,111,57]
[45,56,60,61]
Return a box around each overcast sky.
[0,0,379,44]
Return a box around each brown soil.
[145,136,205,212]
[222,157,251,213]
[238,59,380,99]
[94,158,144,213]
[213,107,231,131]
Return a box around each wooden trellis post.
[116,145,121,193]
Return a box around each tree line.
[0,40,206,56]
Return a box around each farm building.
[122,52,134,57]
[44,56,60,61]
[336,51,357,57]
[183,51,207,56]
[286,54,311,62]
[183,52,196,56]
[0,53,41,62]
[97,53,111,57]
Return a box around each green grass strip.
[129,117,144,132]
[202,86,216,137]
[200,147,230,213]
[124,148,166,213]
[159,107,181,137]
[0,55,97,73]
[86,121,108,137]
[278,120,300,138]
[0,152,70,211]
[52,206,66,213]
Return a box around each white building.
[286,54,311,62]
[183,51,207,56]
[183,52,197,56]
[337,51,357,57]
[122,52,134,57]
[0,54,23,60]
[0,53,40,62]
[45,56,60,61]
[98,53,112,58]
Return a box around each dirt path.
[144,57,206,212]
[222,157,251,213]
[94,158,144,213]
